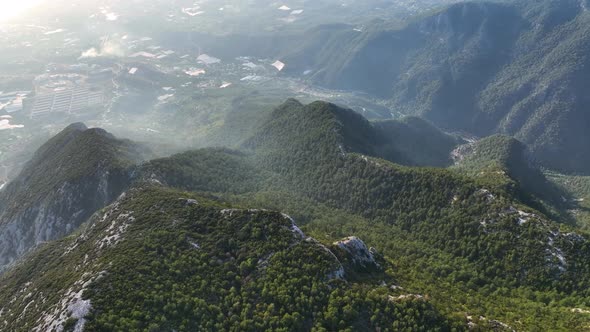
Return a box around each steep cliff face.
[0,123,144,271]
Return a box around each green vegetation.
[0,123,152,271]
[3,99,590,330]
[373,116,463,167]
[141,148,265,194]
[136,100,590,330]
[278,0,590,173]
[3,0,590,328]
[0,187,460,332]
[453,135,568,219]
[0,123,145,216]
[547,172,590,231]
[243,99,462,168]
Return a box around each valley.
[1,0,590,331]
[2,100,590,330]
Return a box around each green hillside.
[453,135,566,211]
[2,100,590,330]
[136,100,590,330]
[242,99,462,168]
[0,123,144,216]
[277,0,590,174]
[373,116,463,167]
[547,172,590,231]
[4,0,590,329]
[0,123,148,271]
[0,187,459,332]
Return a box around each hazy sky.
[0,0,44,21]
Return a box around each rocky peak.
[333,236,381,271]
[0,124,144,272]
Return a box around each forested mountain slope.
[0,123,146,271]
[373,116,463,167]
[453,135,567,213]
[279,0,590,173]
[143,100,590,294]
[0,187,458,331]
[2,100,590,330]
[242,99,462,168]
[140,100,590,330]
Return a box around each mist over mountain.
[2,98,590,330]
[2,0,590,331]
[132,0,590,173]
[0,123,147,271]
[277,0,590,173]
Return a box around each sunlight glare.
[0,0,44,22]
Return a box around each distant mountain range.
[163,0,590,174]
[4,2,590,330]
[271,0,590,174]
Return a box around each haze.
[2,1,590,330]
[0,0,44,21]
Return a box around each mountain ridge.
[0,186,457,331]
[275,0,590,173]
[1,99,590,330]
[0,123,146,271]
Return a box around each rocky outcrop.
[0,188,355,331]
[0,167,132,271]
[0,124,143,272]
[333,236,381,272]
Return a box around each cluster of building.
[28,86,105,119]
[9,63,115,119]
[0,91,29,114]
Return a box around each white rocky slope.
[0,123,142,272]
[0,188,374,331]
[0,167,130,272]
